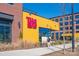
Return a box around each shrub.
[0,43,13,51]
[51,40,64,46]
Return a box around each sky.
[23,3,79,18]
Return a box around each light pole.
[62,3,66,54]
[71,3,75,52]
[46,24,51,41]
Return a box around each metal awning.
[0,12,13,20]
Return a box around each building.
[0,3,22,44]
[51,13,79,41]
[23,12,59,47]
[0,3,59,49]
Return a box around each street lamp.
[62,3,66,54]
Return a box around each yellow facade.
[23,12,59,44]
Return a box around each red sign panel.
[26,17,37,29]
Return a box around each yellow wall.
[23,12,59,44]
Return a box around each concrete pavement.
[0,47,53,56]
[0,42,78,56]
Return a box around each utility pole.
[62,3,66,54]
[71,3,75,52]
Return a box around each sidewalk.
[0,42,79,56]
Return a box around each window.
[70,31,72,33]
[60,18,63,21]
[70,16,72,20]
[76,26,79,29]
[51,33,54,39]
[60,27,63,30]
[55,19,58,22]
[0,20,11,24]
[60,22,63,26]
[56,32,58,40]
[52,33,54,36]
[70,21,72,25]
[65,16,68,20]
[56,32,58,36]
[65,31,69,33]
[76,31,79,33]
[60,32,63,36]
[52,19,54,21]
[75,15,79,19]
[0,18,12,43]
[70,26,72,29]
[76,20,79,24]
[65,22,68,25]
[65,27,68,30]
